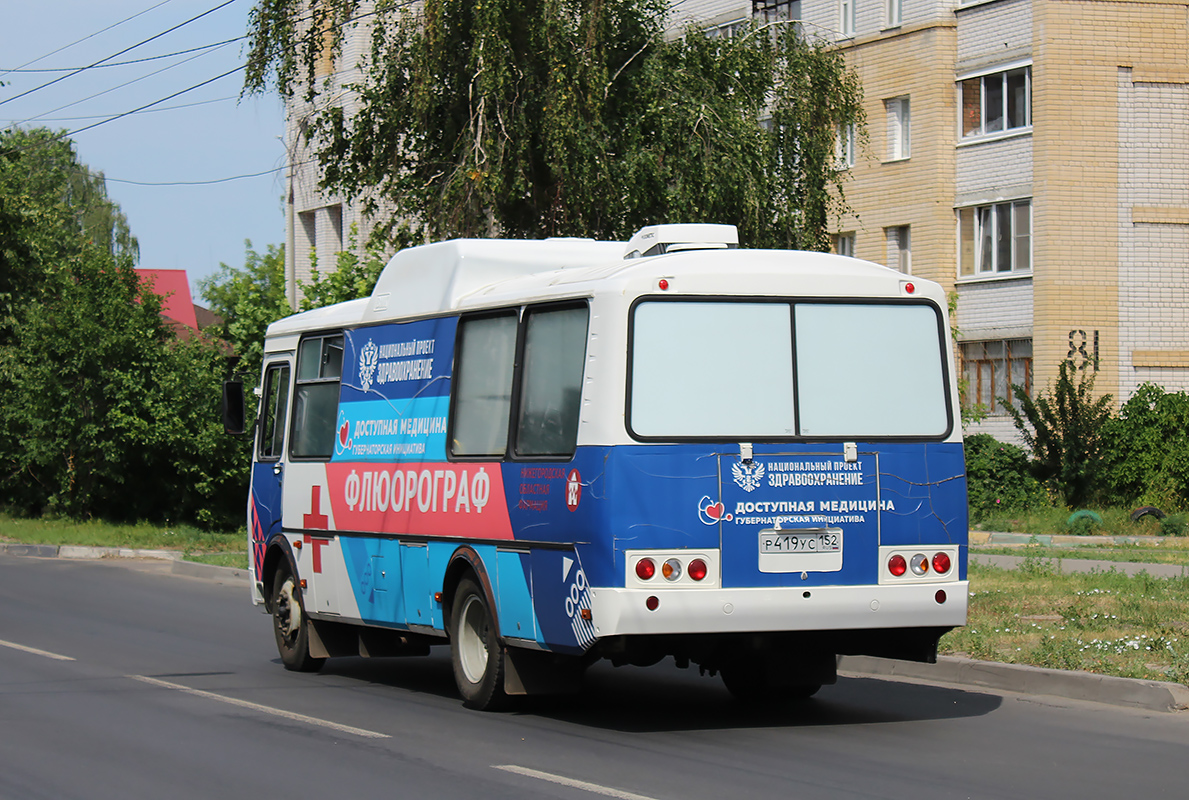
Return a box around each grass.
[0,512,248,569]
[974,505,1185,537]
[972,540,1189,566]
[941,562,1189,684]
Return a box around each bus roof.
[266,225,938,338]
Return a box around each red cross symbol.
[302,534,329,573]
[304,484,329,529]
[301,485,331,573]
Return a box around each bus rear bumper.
[588,581,968,637]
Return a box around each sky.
[1,0,286,304]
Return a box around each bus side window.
[291,334,343,459]
[515,305,589,457]
[258,363,290,459]
[451,314,518,457]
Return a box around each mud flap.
[503,648,584,696]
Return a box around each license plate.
[760,529,841,554]
[758,528,843,573]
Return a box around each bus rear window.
[794,303,948,437]
[630,302,795,438]
[629,300,948,439]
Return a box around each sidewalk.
[970,530,1189,578]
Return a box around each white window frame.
[957,62,1032,141]
[839,0,855,37]
[835,122,856,169]
[885,96,910,161]
[957,199,1032,277]
[885,225,911,274]
[886,0,902,28]
[833,232,856,257]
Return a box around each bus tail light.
[932,552,952,575]
[662,558,682,581]
[888,554,907,576]
[910,554,929,576]
[635,558,656,580]
[688,559,708,581]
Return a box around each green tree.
[199,240,292,388]
[1005,360,1114,508]
[0,128,138,338]
[244,0,864,248]
[0,248,246,526]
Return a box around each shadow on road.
[314,653,1003,733]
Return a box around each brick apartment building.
[283,0,1189,440]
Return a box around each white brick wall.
[956,276,1033,337]
[955,135,1032,198]
[956,0,1032,66]
[1117,67,1189,401]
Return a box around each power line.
[17,42,236,127]
[66,64,246,137]
[0,37,248,73]
[0,0,177,78]
[105,162,301,187]
[0,0,238,108]
[0,95,237,123]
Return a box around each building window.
[833,233,856,257]
[753,0,801,23]
[836,122,856,168]
[958,200,1031,276]
[886,96,910,160]
[886,226,910,273]
[709,17,749,38]
[839,0,855,36]
[961,339,1032,413]
[960,66,1031,138]
[886,0,902,27]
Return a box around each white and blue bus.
[224,223,968,709]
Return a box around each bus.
[223,223,968,710]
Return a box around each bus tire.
[272,564,325,673]
[721,662,820,704]
[449,577,509,711]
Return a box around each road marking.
[128,675,390,739]
[493,765,660,800]
[0,638,75,661]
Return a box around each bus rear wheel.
[449,577,509,710]
[272,564,325,673]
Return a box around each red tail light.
[688,558,708,581]
[635,558,656,580]
[888,554,907,576]
[932,552,952,574]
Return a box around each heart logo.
[338,421,350,447]
[697,496,728,525]
[706,502,724,520]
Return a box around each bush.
[1160,514,1189,537]
[1005,360,1113,508]
[1101,383,1189,511]
[964,433,1046,522]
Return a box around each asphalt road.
[1,555,1186,800]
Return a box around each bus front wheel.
[272,565,325,673]
[449,577,508,710]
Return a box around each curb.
[971,531,1170,547]
[0,541,250,583]
[0,542,180,561]
[839,655,1189,713]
